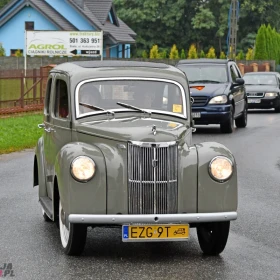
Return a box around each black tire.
[235,105,248,128]
[59,199,87,256]
[220,105,234,133]
[275,105,280,113]
[197,221,230,256]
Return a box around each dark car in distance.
[243,72,280,112]
[176,59,248,133]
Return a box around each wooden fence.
[0,67,50,115]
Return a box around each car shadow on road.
[248,109,276,114]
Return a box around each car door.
[46,74,72,199]
[229,64,245,116]
[42,74,56,199]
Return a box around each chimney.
[76,0,84,9]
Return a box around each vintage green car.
[33,61,237,256]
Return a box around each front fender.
[54,142,107,215]
[196,142,237,213]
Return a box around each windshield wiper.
[79,102,115,116]
[189,80,221,84]
[116,102,151,115]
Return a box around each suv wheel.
[235,104,248,128]
[220,105,234,133]
[197,221,230,255]
[275,105,280,113]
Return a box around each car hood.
[189,83,228,97]
[76,117,189,143]
[245,85,279,93]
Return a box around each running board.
[39,196,53,220]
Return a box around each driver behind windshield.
[79,84,101,113]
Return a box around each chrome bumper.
[68,212,237,225]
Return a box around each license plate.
[122,224,189,242]
[192,112,201,118]
[248,98,261,104]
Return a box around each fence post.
[20,71,24,108]
[33,68,37,101]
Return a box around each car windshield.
[178,64,228,83]
[76,79,186,118]
[243,74,277,85]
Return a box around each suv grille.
[192,96,208,106]
[128,142,178,214]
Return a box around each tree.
[0,43,5,56]
[206,47,216,58]
[0,0,9,9]
[160,50,167,59]
[15,49,23,57]
[254,25,268,59]
[187,44,198,59]
[169,44,179,59]
[149,45,160,59]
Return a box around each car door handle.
[44,127,55,133]
[38,123,45,129]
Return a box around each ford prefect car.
[33,61,238,256]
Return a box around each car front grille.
[247,92,264,97]
[192,96,208,106]
[128,141,178,214]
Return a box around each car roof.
[177,59,231,65]
[50,60,188,89]
[244,71,278,75]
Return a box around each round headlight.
[209,156,233,182]
[71,156,96,182]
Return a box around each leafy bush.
[180,49,186,59]
[142,50,148,58]
[187,44,198,59]
[15,49,23,57]
[236,50,245,60]
[150,45,160,58]
[220,51,226,59]
[169,44,179,59]
[246,48,254,60]
[199,50,206,58]
[206,47,216,58]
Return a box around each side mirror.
[231,78,245,89]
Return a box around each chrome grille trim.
[128,141,178,214]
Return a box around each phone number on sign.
[70,38,100,44]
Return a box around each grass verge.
[0,113,43,154]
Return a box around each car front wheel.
[59,199,87,256]
[220,105,234,133]
[197,221,230,255]
[235,105,248,128]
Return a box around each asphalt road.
[1,110,280,280]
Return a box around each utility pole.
[228,0,239,60]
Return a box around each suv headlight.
[209,95,227,104]
[265,92,278,97]
[71,156,96,182]
[209,156,233,182]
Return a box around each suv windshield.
[243,74,277,85]
[76,79,186,118]
[178,64,228,84]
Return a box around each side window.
[230,65,238,82]
[54,79,69,119]
[234,65,242,78]
[44,77,53,116]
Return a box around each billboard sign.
[26,31,103,57]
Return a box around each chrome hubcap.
[59,200,70,248]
